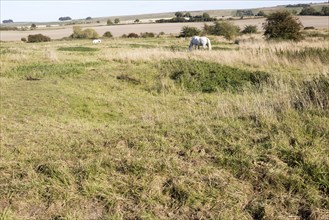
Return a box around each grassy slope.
[0,34,329,219]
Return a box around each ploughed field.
[0,16,328,41]
[0,33,329,219]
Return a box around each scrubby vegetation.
[103,31,113,38]
[127,33,139,38]
[299,6,329,16]
[27,34,51,43]
[203,21,240,41]
[241,25,258,34]
[179,26,201,37]
[0,30,328,219]
[70,26,99,39]
[156,11,217,23]
[140,32,155,38]
[263,11,303,41]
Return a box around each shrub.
[107,19,113,25]
[21,37,27,42]
[263,11,303,41]
[134,19,140,23]
[162,59,270,93]
[27,34,51,43]
[114,18,120,24]
[30,24,36,30]
[212,21,240,41]
[140,32,155,38]
[179,26,201,37]
[304,26,315,30]
[103,31,113,38]
[241,25,258,34]
[70,26,99,39]
[127,33,139,38]
[256,11,266,17]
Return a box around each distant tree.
[86,17,92,20]
[107,19,113,25]
[30,24,36,30]
[175,12,183,18]
[212,21,240,41]
[202,12,210,19]
[134,19,140,23]
[114,18,120,24]
[263,11,303,41]
[241,25,258,34]
[236,10,254,17]
[299,7,317,15]
[321,6,329,16]
[58,16,72,21]
[257,11,266,17]
[184,12,191,17]
[179,26,201,37]
[2,19,13,23]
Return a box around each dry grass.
[0,33,328,219]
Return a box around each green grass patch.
[58,46,99,52]
[2,61,103,78]
[161,59,270,93]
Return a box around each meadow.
[0,31,329,219]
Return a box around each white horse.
[93,39,102,44]
[189,36,212,51]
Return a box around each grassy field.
[0,31,329,219]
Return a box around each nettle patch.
[161,59,270,93]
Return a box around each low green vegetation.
[161,59,269,93]
[0,34,328,219]
[58,46,99,52]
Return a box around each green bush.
[140,32,155,38]
[106,19,113,25]
[70,26,99,39]
[203,21,240,40]
[161,59,270,93]
[103,31,113,38]
[27,34,51,43]
[263,11,303,41]
[179,26,201,37]
[241,25,258,34]
[127,33,139,38]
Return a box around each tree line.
[156,12,217,23]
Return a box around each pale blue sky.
[1,0,326,22]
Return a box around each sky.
[1,0,327,22]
